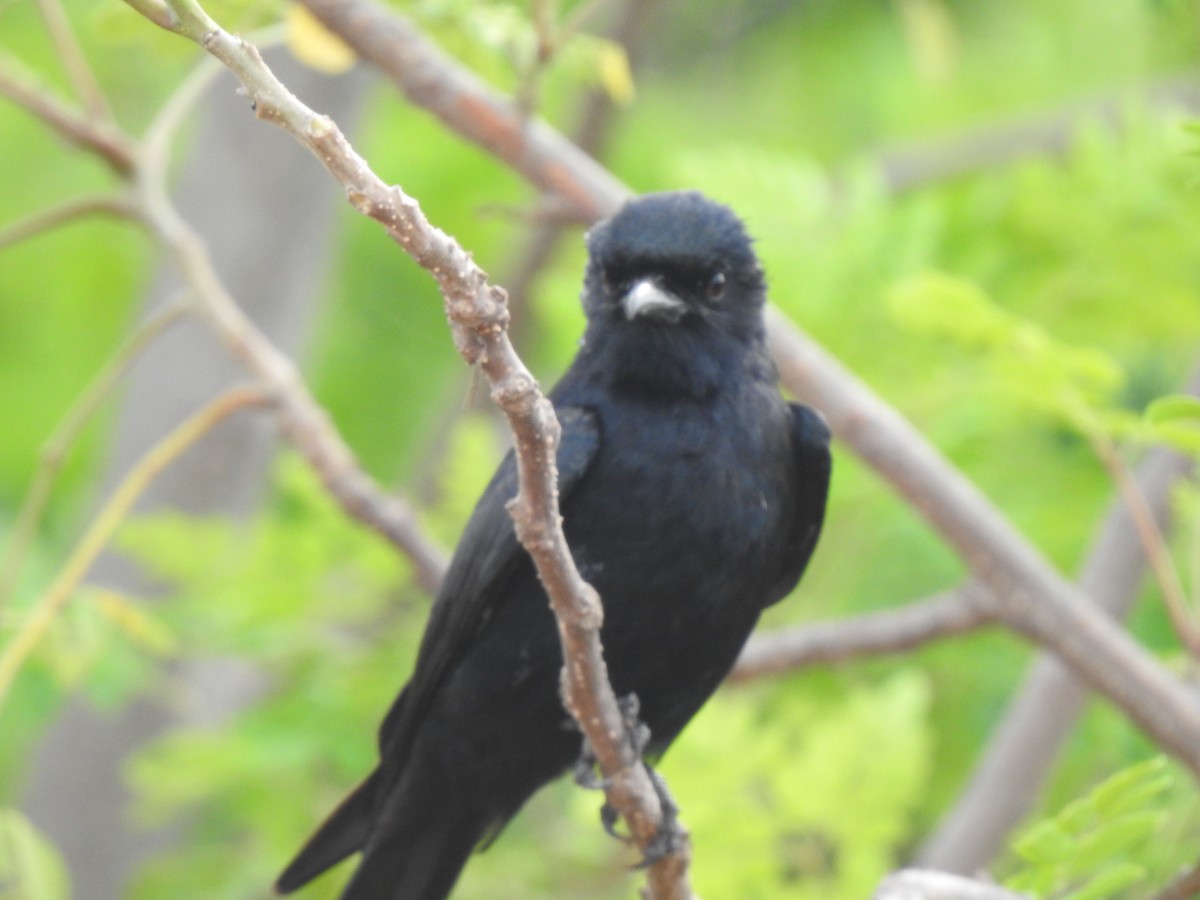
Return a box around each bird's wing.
[766,403,832,605]
[377,405,600,759]
[275,407,600,894]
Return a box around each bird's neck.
[576,322,769,402]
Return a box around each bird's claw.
[572,694,687,864]
[617,693,651,758]
[599,801,629,843]
[573,693,660,845]
[573,692,648,793]
[630,764,687,869]
[572,743,610,791]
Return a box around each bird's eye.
[707,271,727,301]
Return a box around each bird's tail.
[276,764,487,900]
[334,800,483,900]
[275,768,381,894]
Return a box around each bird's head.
[583,191,766,340]
[577,192,770,400]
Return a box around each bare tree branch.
[0,297,193,612]
[0,23,448,602]
[0,51,136,175]
[0,193,139,250]
[299,0,630,221]
[1154,858,1200,900]
[34,0,114,123]
[919,426,1198,871]
[876,74,1200,193]
[731,585,994,681]
[121,2,692,894]
[874,869,1031,900]
[0,386,271,711]
[764,308,1200,773]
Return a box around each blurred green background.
[3,0,1200,897]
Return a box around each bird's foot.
[591,762,687,860]
[572,693,654,844]
[618,693,652,758]
[631,763,687,869]
[572,693,649,792]
[572,741,609,791]
[572,695,686,863]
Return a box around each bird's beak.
[622,279,686,322]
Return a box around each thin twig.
[0,51,137,176]
[133,146,451,593]
[0,193,140,250]
[0,386,271,712]
[874,869,1032,900]
[0,24,450,596]
[141,27,285,176]
[299,0,630,221]
[0,298,194,613]
[1154,858,1200,900]
[730,586,993,682]
[918,431,1197,872]
[35,0,114,122]
[763,306,1200,774]
[1089,431,1200,657]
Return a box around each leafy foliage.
[1004,757,1200,900]
[109,455,422,897]
[659,671,932,899]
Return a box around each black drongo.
[277,191,831,899]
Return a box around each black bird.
[276,191,831,899]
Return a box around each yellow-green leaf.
[285,4,357,75]
[594,40,635,106]
[1146,395,1200,426]
[95,589,177,656]
[0,808,70,900]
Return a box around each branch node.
[308,114,334,137]
[490,370,538,414]
[346,188,371,215]
[570,581,604,631]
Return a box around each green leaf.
[95,588,177,657]
[1058,862,1146,900]
[285,3,357,74]
[592,40,635,106]
[1072,811,1163,871]
[1145,395,1200,426]
[1012,818,1076,864]
[1154,424,1200,455]
[886,271,1013,347]
[1006,757,1177,897]
[1055,796,1097,836]
[0,808,70,900]
[1090,757,1170,816]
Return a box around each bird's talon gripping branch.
[572,740,611,791]
[600,801,630,844]
[617,692,651,758]
[631,764,686,869]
